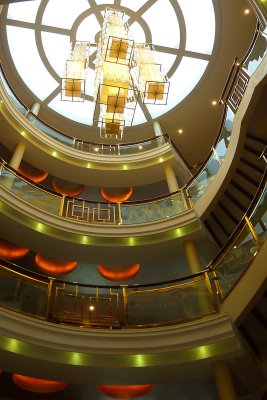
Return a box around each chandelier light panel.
[94,9,138,140]
[61,8,170,139]
[134,44,170,105]
[61,41,90,102]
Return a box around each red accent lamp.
[12,374,68,393]
[98,384,153,399]
[35,254,77,276]
[101,187,133,203]
[98,264,140,281]
[0,238,29,260]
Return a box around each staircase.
[240,290,267,360]
[204,131,267,248]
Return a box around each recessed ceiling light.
[94,147,99,152]
[178,129,183,134]
[211,100,217,106]
[244,9,250,14]
[139,145,143,150]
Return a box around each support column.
[164,164,179,193]
[153,121,163,137]
[30,102,41,115]
[183,240,202,274]
[2,142,26,191]
[213,361,238,400]
[183,239,211,314]
[9,142,26,170]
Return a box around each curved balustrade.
[0,64,171,157]
[0,175,265,328]
[187,21,267,203]
[0,159,190,225]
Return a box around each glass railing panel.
[249,182,267,241]
[51,284,121,327]
[187,153,220,203]
[0,166,61,215]
[243,28,267,75]
[214,107,234,160]
[120,192,187,225]
[188,106,234,203]
[62,197,121,224]
[28,115,74,146]
[119,136,167,155]
[214,224,260,299]
[0,69,27,115]
[125,276,215,327]
[0,266,48,319]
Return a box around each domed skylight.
[4,0,216,126]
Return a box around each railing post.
[46,278,53,321]
[212,146,222,165]
[122,285,128,327]
[245,216,261,247]
[205,271,218,310]
[59,195,66,217]
[0,159,6,175]
[211,269,223,302]
[118,202,122,225]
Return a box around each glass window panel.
[178,0,215,55]
[129,22,146,44]
[132,103,147,125]
[76,14,100,42]
[7,26,59,101]
[147,57,208,119]
[41,32,70,77]
[7,0,41,23]
[48,94,94,125]
[42,0,89,29]
[142,0,180,49]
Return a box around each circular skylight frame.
[2,0,217,128]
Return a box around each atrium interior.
[0,0,266,399]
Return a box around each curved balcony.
[0,63,189,187]
[0,166,265,330]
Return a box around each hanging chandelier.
[61,8,170,140]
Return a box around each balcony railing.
[187,21,267,203]
[0,171,265,329]
[0,159,190,225]
[0,64,175,158]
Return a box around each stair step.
[236,163,263,186]
[224,190,247,212]
[232,173,259,197]
[235,168,259,187]
[227,185,252,209]
[240,156,265,175]
[218,196,244,222]
[254,297,267,321]
[230,179,254,200]
[204,220,224,248]
[214,205,238,233]
[205,215,229,245]
[242,313,267,347]
[244,144,263,157]
[247,132,267,146]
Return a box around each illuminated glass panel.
[7,26,58,101]
[5,0,215,127]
